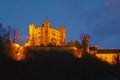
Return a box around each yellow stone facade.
[95,53,117,64]
[89,46,120,64]
[26,21,66,47]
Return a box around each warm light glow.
[10,43,26,61]
[15,46,25,61]
[95,54,117,64]
[71,47,82,58]
[27,21,66,47]
[15,43,20,47]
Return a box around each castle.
[24,20,120,64]
[25,21,66,47]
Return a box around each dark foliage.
[0,49,120,80]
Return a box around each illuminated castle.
[25,21,66,47]
[24,20,119,64]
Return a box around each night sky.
[0,0,120,48]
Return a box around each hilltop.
[0,49,120,80]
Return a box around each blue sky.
[0,0,120,48]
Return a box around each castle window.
[52,33,56,36]
[45,30,48,33]
[38,37,40,39]
[32,37,34,40]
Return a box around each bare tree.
[9,28,21,44]
[0,24,8,45]
[0,25,21,44]
[5,26,13,43]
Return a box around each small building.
[89,46,120,64]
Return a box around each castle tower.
[43,21,50,28]
[28,24,36,46]
[60,26,66,46]
[82,35,89,53]
[43,21,50,46]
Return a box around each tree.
[74,40,82,48]
[0,24,21,45]
[12,28,21,44]
[67,41,74,47]
[0,25,13,44]
[0,24,12,58]
[0,23,22,59]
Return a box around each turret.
[82,35,89,53]
[43,21,50,28]
[60,26,66,46]
[28,24,36,46]
[60,26,66,38]
[29,24,35,36]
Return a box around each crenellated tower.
[60,26,66,46]
[28,24,36,46]
[44,21,50,46]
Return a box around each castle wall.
[89,48,120,64]
[95,53,117,64]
